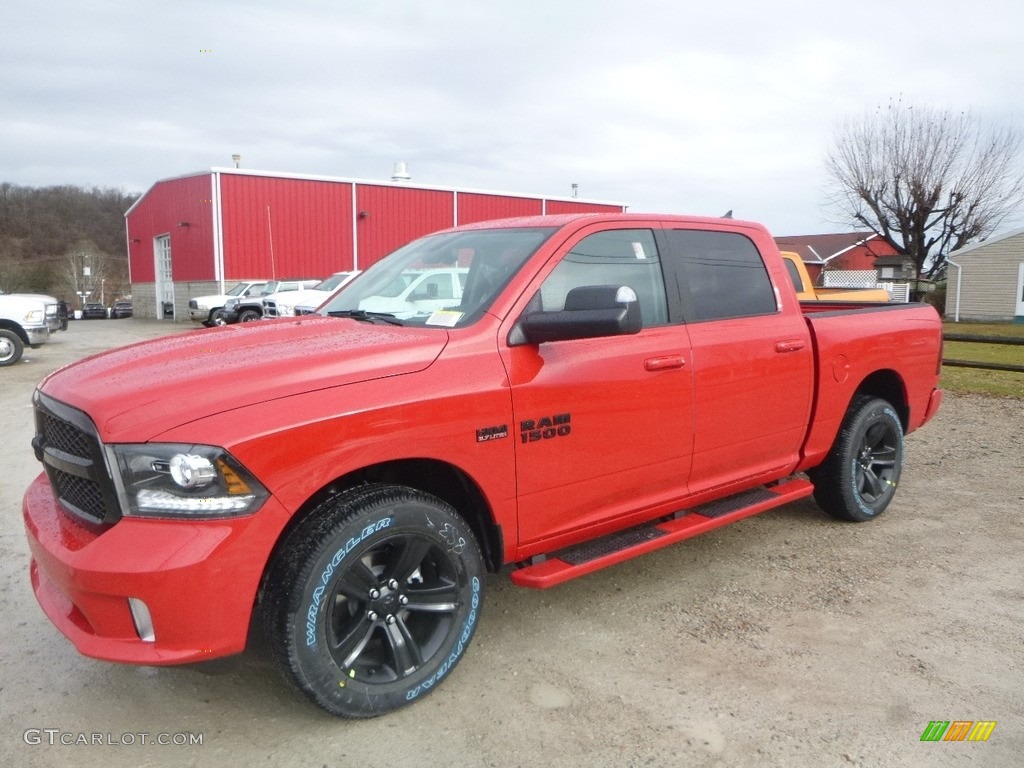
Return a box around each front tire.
[261,485,484,718]
[809,395,904,522]
[209,309,227,326]
[0,329,24,366]
[238,309,261,322]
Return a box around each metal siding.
[126,175,215,282]
[456,193,543,224]
[220,175,354,280]
[953,233,1024,319]
[544,200,627,215]
[355,186,454,267]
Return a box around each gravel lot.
[1,319,1021,767]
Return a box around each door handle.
[644,355,686,371]
[775,340,806,353]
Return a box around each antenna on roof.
[722,209,733,219]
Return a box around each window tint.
[667,230,777,321]
[537,229,668,327]
[783,257,804,293]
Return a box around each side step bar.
[510,478,814,589]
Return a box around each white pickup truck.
[264,272,360,318]
[0,293,52,366]
[357,268,468,318]
[188,281,269,326]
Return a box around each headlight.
[24,309,44,324]
[276,304,296,317]
[109,444,269,519]
[224,299,239,310]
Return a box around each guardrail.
[942,333,1024,373]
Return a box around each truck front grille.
[33,393,120,527]
[264,300,279,317]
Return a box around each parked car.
[264,272,360,318]
[220,279,321,323]
[10,293,61,331]
[356,268,468,318]
[110,300,133,319]
[81,302,107,319]
[188,281,268,326]
[22,213,943,718]
[781,252,892,302]
[0,293,51,366]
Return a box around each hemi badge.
[476,425,508,443]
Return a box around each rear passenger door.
[501,225,694,549]
[662,227,814,496]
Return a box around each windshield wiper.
[327,309,405,326]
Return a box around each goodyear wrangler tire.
[808,396,904,522]
[261,485,484,718]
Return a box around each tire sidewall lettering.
[291,497,483,714]
[305,516,393,648]
[405,575,481,702]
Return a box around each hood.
[39,317,448,441]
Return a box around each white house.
[945,228,1024,322]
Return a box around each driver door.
[500,225,694,551]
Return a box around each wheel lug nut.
[399,595,409,606]
[385,614,396,625]
[387,579,399,590]
[366,610,378,621]
[369,589,381,599]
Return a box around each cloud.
[2,0,1023,236]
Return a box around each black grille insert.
[34,392,120,526]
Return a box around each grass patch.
[941,322,1024,397]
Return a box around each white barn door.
[155,235,174,319]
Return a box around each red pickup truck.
[23,214,943,718]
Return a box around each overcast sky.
[3,0,1023,236]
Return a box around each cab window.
[536,229,669,327]
[666,229,777,321]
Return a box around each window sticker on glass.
[632,242,647,259]
[425,310,463,327]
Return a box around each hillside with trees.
[0,183,140,306]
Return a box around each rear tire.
[261,485,484,717]
[809,395,904,522]
[0,329,24,366]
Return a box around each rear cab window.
[664,229,778,322]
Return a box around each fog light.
[128,597,156,642]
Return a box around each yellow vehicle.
[781,251,891,302]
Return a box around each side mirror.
[516,285,642,345]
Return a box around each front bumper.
[22,472,284,665]
[25,325,50,347]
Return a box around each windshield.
[318,227,556,327]
[226,283,251,297]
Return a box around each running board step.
[510,478,814,589]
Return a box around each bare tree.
[825,100,1024,278]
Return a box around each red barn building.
[773,232,899,284]
[125,168,627,320]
